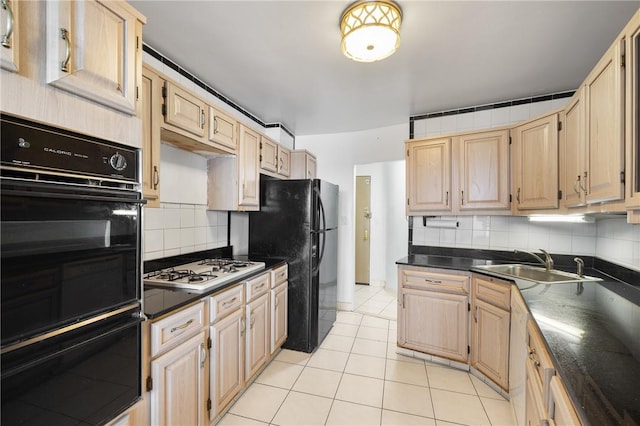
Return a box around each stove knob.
[109,152,127,171]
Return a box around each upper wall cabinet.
[0,0,20,72]
[626,11,640,214]
[560,88,587,209]
[140,64,161,207]
[259,136,291,179]
[208,107,238,152]
[406,138,452,214]
[45,0,145,115]
[406,129,511,216]
[584,35,625,204]
[164,81,206,138]
[454,129,510,211]
[290,150,316,179]
[512,112,560,213]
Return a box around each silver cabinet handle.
[445,191,449,206]
[255,282,266,290]
[580,171,588,193]
[461,190,465,205]
[516,187,521,203]
[1,0,14,48]
[275,297,279,308]
[200,342,207,368]
[240,318,246,336]
[200,110,205,129]
[573,177,580,195]
[60,28,71,72]
[170,319,193,333]
[250,314,255,329]
[153,166,160,189]
[424,278,442,284]
[474,306,478,323]
[222,297,237,307]
[213,117,219,134]
[528,349,541,367]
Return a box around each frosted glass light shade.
[340,0,402,62]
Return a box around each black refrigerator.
[249,176,338,353]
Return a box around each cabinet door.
[0,0,19,72]
[164,81,206,138]
[525,360,549,426]
[512,113,559,211]
[626,13,640,209]
[260,137,278,173]
[306,154,317,178]
[278,145,291,177]
[399,288,468,362]
[211,309,244,418]
[150,331,208,426]
[563,88,587,208]
[471,298,510,390]
[45,0,142,115]
[141,65,161,207]
[208,106,237,153]
[238,125,260,209]
[245,292,269,380]
[406,138,452,214]
[549,376,581,426]
[456,129,510,211]
[585,38,625,204]
[271,282,288,354]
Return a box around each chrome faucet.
[574,257,584,277]
[515,249,554,271]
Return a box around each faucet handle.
[574,257,584,277]
[538,249,554,271]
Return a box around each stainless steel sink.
[474,264,602,284]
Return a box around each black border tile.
[512,98,532,106]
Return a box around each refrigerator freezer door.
[317,227,337,346]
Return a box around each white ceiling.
[131,1,639,136]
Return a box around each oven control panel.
[0,114,139,183]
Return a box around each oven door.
[1,179,143,346]
[1,308,142,426]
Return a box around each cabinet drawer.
[271,264,288,288]
[209,284,244,323]
[151,301,205,357]
[246,272,270,301]
[527,320,555,403]
[400,266,470,294]
[473,274,511,311]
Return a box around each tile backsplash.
[143,203,228,260]
[412,215,640,270]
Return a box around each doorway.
[355,175,371,285]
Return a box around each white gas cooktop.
[144,258,265,292]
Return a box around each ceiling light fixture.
[340,0,402,62]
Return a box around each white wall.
[295,123,408,309]
[596,217,640,270]
[355,161,407,290]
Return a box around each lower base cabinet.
[245,292,270,381]
[150,331,209,426]
[211,308,244,418]
[271,281,288,353]
[397,265,471,363]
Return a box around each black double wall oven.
[0,114,144,425]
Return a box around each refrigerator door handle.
[313,187,327,273]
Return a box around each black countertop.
[398,250,640,426]
[143,251,286,319]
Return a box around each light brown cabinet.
[561,88,587,209]
[455,129,510,211]
[406,129,511,215]
[290,150,317,179]
[45,0,144,115]
[270,265,288,353]
[512,112,560,212]
[397,265,469,363]
[406,138,452,214]
[549,376,581,425]
[0,0,19,73]
[207,124,260,211]
[470,274,511,391]
[585,36,625,204]
[245,272,270,381]
[149,301,209,426]
[260,137,279,173]
[626,11,640,213]
[163,81,206,138]
[208,106,238,153]
[141,64,161,207]
[277,145,291,177]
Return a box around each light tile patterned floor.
[220,311,516,426]
[353,284,397,320]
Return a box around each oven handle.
[1,303,141,355]
[1,188,146,205]
[1,315,143,380]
